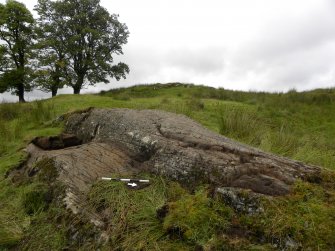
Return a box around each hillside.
[0,83,335,250]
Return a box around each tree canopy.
[33,0,68,97]
[0,0,129,101]
[0,0,35,102]
[36,0,130,94]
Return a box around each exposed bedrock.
[57,108,320,197]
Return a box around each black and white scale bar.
[101,177,150,183]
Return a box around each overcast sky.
[1,0,335,101]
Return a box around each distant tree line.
[0,0,129,102]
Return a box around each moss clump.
[239,180,335,250]
[163,188,233,246]
[319,169,335,190]
[22,183,51,215]
[204,235,276,251]
[19,197,70,251]
[166,181,189,201]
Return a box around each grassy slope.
[0,83,334,250]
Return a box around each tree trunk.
[51,85,58,97]
[73,74,84,94]
[51,70,61,97]
[18,83,25,102]
[17,53,26,102]
[73,86,81,94]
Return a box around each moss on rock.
[238,180,335,250]
[163,188,233,246]
[29,158,58,183]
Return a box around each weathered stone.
[64,108,320,196]
[24,142,137,215]
[21,108,321,218]
[215,187,263,215]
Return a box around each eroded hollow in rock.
[31,133,82,150]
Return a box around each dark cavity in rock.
[32,133,82,150]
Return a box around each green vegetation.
[22,183,50,215]
[0,0,35,102]
[34,0,129,95]
[0,83,335,250]
[257,181,335,249]
[0,0,129,101]
[163,188,233,245]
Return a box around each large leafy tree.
[33,0,67,97]
[0,0,35,102]
[37,0,130,94]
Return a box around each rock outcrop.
[64,108,320,195]
[17,108,321,218]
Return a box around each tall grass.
[0,100,58,248]
[30,101,55,124]
[0,102,23,121]
[0,100,55,122]
[217,104,266,145]
[87,175,167,250]
[0,101,56,156]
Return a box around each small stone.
[285,236,299,249]
[216,187,263,215]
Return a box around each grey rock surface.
[62,108,320,196]
[215,187,264,215]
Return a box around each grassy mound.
[0,83,335,250]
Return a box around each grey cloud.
[227,5,335,91]
[238,4,335,61]
[165,47,225,74]
[109,45,226,85]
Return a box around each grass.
[0,83,334,250]
[240,180,335,250]
[88,175,169,250]
[163,187,233,245]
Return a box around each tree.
[37,0,130,94]
[0,45,7,93]
[33,0,67,97]
[0,0,35,102]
